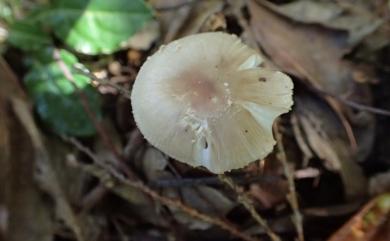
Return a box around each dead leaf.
[142,147,169,181]
[151,0,193,42]
[165,186,235,230]
[294,93,367,198]
[0,58,53,241]
[0,57,90,241]
[127,21,160,50]
[274,1,342,23]
[249,0,353,96]
[151,0,224,42]
[175,0,224,38]
[369,171,390,196]
[12,97,87,241]
[271,0,383,45]
[327,193,390,241]
[248,0,375,168]
[249,181,288,209]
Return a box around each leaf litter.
[1,0,390,241]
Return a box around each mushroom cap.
[131,32,293,173]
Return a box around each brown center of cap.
[169,70,232,119]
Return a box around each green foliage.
[48,0,153,54]
[8,20,52,51]
[24,48,102,136]
[5,0,152,136]
[8,0,153,54]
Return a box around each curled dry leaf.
[1,58,91,241]
[0,58,53,241]
[294,93,367,198]
[327,193,390,241]
[164,185,235,230]
[369,171,390,196]
[249,0,353,96]
[248,0,375,163]
[127,21,160,50]
[269,0,383,45]
[142,147,168,181]
[151,0,193,42]
[152,0,225,42]
[12,98,86,241]
[174,0,225,38]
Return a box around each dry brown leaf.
[75,157,169,228]
[164,185,235,230]
[249,0,354,96]
[174,0,224,38]
[294,93,367,198]
[248,0,375,167]
[151,0,193,42]
[12,97,87,241]
[0,58,53,241]
[0,57,90,241]
[127,20,160,50]
[249,182,288,209]
[327,193,390,241]
[270,0,383,45]
[142,147,169,181]
[44,139,104,241]
[151,0,224,42]
[369,171,390,196]
[0,95,9,206]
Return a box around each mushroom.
[131,32,293,173]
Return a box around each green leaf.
[48,0,153,55]
[8,20,52,51]
[24,48,101,136]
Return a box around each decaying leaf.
[151,0,193,42]
[369,171,390,196]
[152,0,224,42]
[249,0,354,96]
[247,1,376,152]
[327,193,390,241]
[12,97,87,241]
[0,58,53,241]
[174,0,224,38]
[142,147,168,181]
[165,185,235,230]
[294,93,367,198]
[248,0,375,198]
[127,20,161,50]
[269,0,383,45]
[1,57,92,241]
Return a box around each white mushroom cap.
[131,32,293,173]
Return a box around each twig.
[151,174,281,188]
[274,124,304,241]
[151,169,319,188]
[73,64,132,98]
[218,174,281,241]
[313,86,390,117]
[53,50,122,160]
[63,136,260,241]
[53,50,138,179]
[54,49,138,212]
